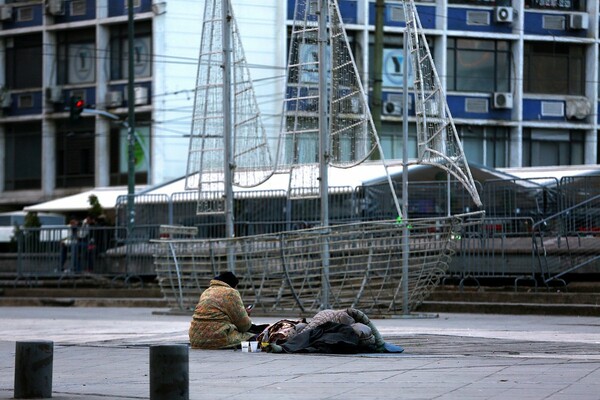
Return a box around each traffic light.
[69,96,85,121]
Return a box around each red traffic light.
[69,96,85,121]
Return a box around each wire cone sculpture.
[282,0,395,199]
[402,1,482,207]
[185,0,275,214]
[156,0,483,315]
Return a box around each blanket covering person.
[257,308,404,354]
[189,272,253,349]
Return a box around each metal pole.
[127,0,136,234]
[401,32,410,316]
[371,0,385,143]
[14,341,53,399]
[222,0,236,272]
[318,0,330,309]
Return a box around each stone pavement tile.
[3,309,600,400]
[332,384,455,400]
[205,381,362,400]
[578,364,600,384]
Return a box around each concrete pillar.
[149,344,189,400]
[14,341,53,399]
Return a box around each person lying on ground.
[257,308,404,354]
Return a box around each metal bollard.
[149,344,189,400]
[14,340,54,399]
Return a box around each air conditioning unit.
[134,86,148,106]
[494,6,513,23]
[152,1,166,15]
[569,13,589,30]
[382,100,402,116]
[493,92,513,109]
[46,0,65,16]
[0,5,13,21]
[106,90,123,108]
[45,86,63,104]
[382,94,403,116]
[566,97,591,120]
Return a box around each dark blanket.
[281,321,361,354]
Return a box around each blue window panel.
[2,4,43,29]
[108,0,152,17]
[367,3,436,29]
[53,0,96,23]
[416,5,436,29]
[522,99,565,121]
[338,0,358,24]
[597,103,600,124]
[287,0,318,22]
[287,0,356,24]
[447,95,512,120]
[7,91,43,117]
[523,12,584,37]
[287,0,295,20]
[447,7,512,34]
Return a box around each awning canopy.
[23,187,131,213]
[23,163,600,214]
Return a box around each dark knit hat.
[214,271,239,288]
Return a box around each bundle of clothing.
[256,308,404,354]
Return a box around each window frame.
[109,22,153,81]
[523,41,585,96]
[446,38,512,93]
[5,33,43,90]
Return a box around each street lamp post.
[127,0,136,234]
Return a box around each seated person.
[189,271,253,349]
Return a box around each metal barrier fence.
[12,176,600,289]
[152,216,468,315]
[13,225,155,286]
[448,216,537,289]
[532,193,600,286]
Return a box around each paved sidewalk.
[1,307,599,399]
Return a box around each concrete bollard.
[149,344,189,400]
[14,340,54,399]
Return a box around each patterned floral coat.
[188,279,253,349]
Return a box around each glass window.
[57,29,96,85]
[368,34,433,90]
[110,22,152,81]
[523,129,584,167]
[524,0,585,11]
[379,122,418,160]
[4,123,41,190]
[449,0,512,5]
[447,38,511,93]
[459,125,508,168]
[56,121,95,188]
[524,42,585,95]
[5,34,42,90]
[110,114,151,185]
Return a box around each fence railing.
[13,225,155,287]
[10,176,600,290]
[152,216,467,315]
[448,216,537,289]
[532,193,600,286]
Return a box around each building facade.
[0,0,285,209]
[330,0,598,171]
[0,0,598,210]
